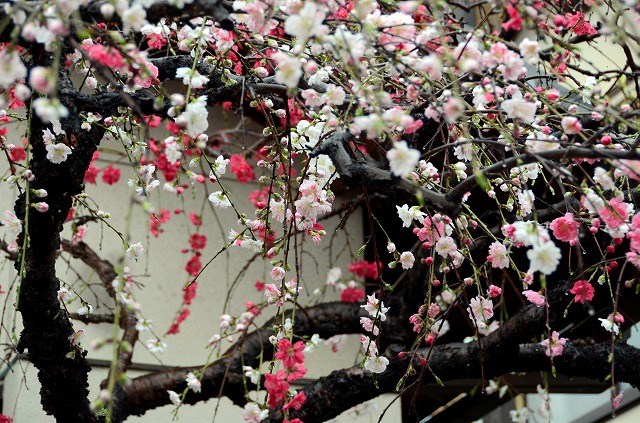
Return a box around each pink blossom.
[598,198,629,230]
[549,213,579,245]
[487,241,509,269]
[561,116,582,134]
[488,285,502,298]
[467,296,493,322]
[540,331,567,357]
[523,290,546,307]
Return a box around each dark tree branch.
[267,340,640,423]
[79,0,234,30]
[61,240,140,384]
[110,302,402,422]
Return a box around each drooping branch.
[110,302,406,422]
[61,240,140,379]
[310,133,462,215]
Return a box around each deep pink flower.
[569,280,595,303]
[229,154,255,183]
[598,198,629,230]
[565,12,598,36]
[275,339,305,369]
[340,287,365,303]
[264,370,289,409]
[183,282,198,305]
[283,391,307,411]
[102,165,121,185]
[189,233,207,250]
[185,254,202,276]
[166,308,190,335]
[549,213,579,245]
[84,164,99,184]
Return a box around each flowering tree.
[2,0,640,422]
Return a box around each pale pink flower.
[540,331,567,357]
[33,202,49,212]
[387,141,420,177]
[185,372,202,393]
[167,390,181,407]
[527,242,561,274]
[270,266,286,281]
[2,210,22,240]
[613,392,624,410]
[264,284,282,305]
[523,290,546,307]
[618,159,640,180]
[29,66,53,94]
[443,97,465,124]
[46,142,72,163]
[561,116,582,134]
[396,204,425,227]
[467,296,493,322]
[435,236,457,258]
[284,2,326,43]
[399,251,415,269]
[487,242,509,269]
[361,293,389,321]
[501,92,537,124]
[364,355,389,373]
[272,51,302,89]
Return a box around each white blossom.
[387,141,420,177]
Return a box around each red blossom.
[166,308,190,335]
[340,287,365,303]
[84,164,99,184]
[283,391,307,411]
[264,370,289,409]
[101,165,121,185]
[502,3,523,32]
[9,147,25,162]
[185,254,202,277]
[183,282,198,305]
[229,154,255,183]
[348,260,380,280]
[189,233,207,250]
[565,12,598,36]
[286,364,307,382]
[188,212,202,226]
[149,208,171,237]
[8,87,24,109]
[569,280,595,303]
